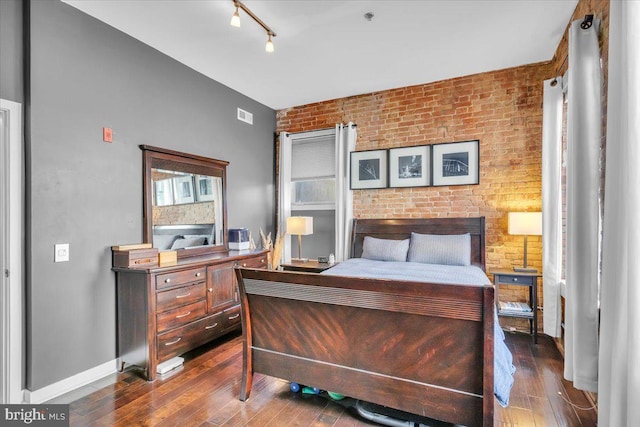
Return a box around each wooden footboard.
[235,268,495,427]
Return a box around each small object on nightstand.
[318,256,329,263]
[329,253,335,264]
[491,269,541,343]
[281,259,338,273]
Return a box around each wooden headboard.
[350,217,486,271]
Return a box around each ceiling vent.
[237,108,253,125]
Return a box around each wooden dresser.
[113,249,267,380]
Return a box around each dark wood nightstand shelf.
[491,269,541,343]
[280,260,337,273]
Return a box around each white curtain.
[278,131,293,261]
[564,18,601,392]
[598,1,640,425]
[541,77,564,338]
[213,177,224,245]
[335,123,356,261]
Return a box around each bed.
[235,217,514,427]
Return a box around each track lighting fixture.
[230,0,277,53]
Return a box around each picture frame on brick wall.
[432,140,480,187]
[389,145,431,188]
[350,149,388,189]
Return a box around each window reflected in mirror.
[142,146,228,258]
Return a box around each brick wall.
[277,62,548,331]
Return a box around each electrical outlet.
[54,243,69,262]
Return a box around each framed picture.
[195,175,215,202]
[432,140,480,186]
[389,145,430,188]
[173,175,195,204]
[350,149,388,189]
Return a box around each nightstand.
[491,269,541,343]
[280,260,337,273]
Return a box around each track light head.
[230,7,241,27]
[265,34,274,53]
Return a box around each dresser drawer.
[157,324,193,362]
[156,267,206,291]
[194,306,242,346]
[494,274,534,286]
[156,306,240,362]
[238,255,267,269]
[157,300,207,333]
[157,282,206,312]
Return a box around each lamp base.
[513,267,538,273]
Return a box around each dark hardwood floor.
[49,331,597,426]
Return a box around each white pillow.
[361,236,409,262]
[407,232,471,266]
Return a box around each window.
[290,131,336,210]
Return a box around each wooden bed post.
[235,267,253,401]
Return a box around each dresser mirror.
[141,145,228,258]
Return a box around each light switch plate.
[55,243,69,262]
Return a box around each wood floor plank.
[529,396,561,427]
[61,331,597,427]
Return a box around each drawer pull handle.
[205,323,219,330]
[208,288,213,293]
[164,337,182,346]
[228,314,240,320]
[176,311,191,319]
[175,292,191,299]
[513,278,518,282]
[195,272,201,277]
[165,278,171,283]
[243,263,247,267]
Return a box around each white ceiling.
[62,0,578,110]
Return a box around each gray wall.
[0,0,23,103]
[25,0,275,390]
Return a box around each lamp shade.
[286,216,313,235]
[508,212,542,236]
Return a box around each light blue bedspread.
[322,258,516,407]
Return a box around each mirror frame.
[141,145,229,258]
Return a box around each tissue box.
[228,228,250,250]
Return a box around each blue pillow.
[361,236,409,262]
[407,232,471,266]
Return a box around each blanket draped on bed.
[322,258,516,407]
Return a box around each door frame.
[1,98,24,404]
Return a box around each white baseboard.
[23,359,118,404]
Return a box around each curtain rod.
[282,124,357,138]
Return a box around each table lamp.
[508,212,542,273]
[286,216,313,261]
